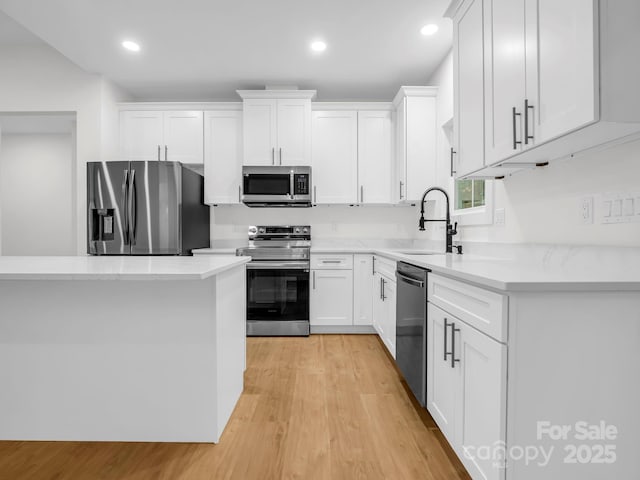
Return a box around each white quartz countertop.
[376,251,640,292]
[0,255,250,280]
[193,245,640,291]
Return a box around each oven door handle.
[246,261,310,270]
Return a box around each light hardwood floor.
[0,335,470,480]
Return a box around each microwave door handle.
[290,172,295,199]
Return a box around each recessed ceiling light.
[420,24,439,36]
[122,40,141,52]
[311,41,327,53]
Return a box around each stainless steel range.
[237,225,311,336]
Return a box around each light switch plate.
[600,192,640,224]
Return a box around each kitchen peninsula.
[0,255,249,443]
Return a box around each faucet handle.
[449,221,458,236]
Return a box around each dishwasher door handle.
[396,271,425,288]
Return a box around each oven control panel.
[248,225,311,240]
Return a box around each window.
[450,178,494,226]
[455,179,485,210]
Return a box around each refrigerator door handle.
[128,169,137,245]
[122,169,129,244]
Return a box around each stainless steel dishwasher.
[395,262,428,407]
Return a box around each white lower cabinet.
[353,255,374,326]
[427,304,458,443]
[428,302,506,480]
[372,268,396,359]
[381,276,396,358]
[310,269,353,327]
[372,272,384,337]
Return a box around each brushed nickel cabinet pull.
[524,99,534,145]
[451,322,461,368]
[512,107,522,150]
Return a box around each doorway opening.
[0,112,77,256]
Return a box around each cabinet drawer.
[373,255,396,279]
[428,274,507,343]
[310,254,353,270]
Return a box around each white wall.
[0,133,75,255]
[424,50,640,248]
[211,206,418,242]
[0,44,131,255]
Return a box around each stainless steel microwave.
[241,166,312,207]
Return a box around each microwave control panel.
[294,174,309,195]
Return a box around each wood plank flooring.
[0,335,470,480]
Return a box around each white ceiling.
[0,9,43,46]
[0,0,453,102]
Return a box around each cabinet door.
[163,111,204,164]
[119,111,163,160]
[382,277,396,359]
[454,0,486,177]
[277,99,311,166]
[353,255,374,326]
[484,0,527,164]
[395,100,407,202]
[372,273,384,336]
[310,269,354,326]
[358,111,392,204]
[405,96,437,200]
[243,99,277,165]
[204,110,243,204]
[312,111,358,204]
[426,303,458,444]
[454,318,506,480]
[525,0,597,145]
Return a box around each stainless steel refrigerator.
[87,161,210,255]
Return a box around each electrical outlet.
[580,196,594,224]
[495,208,505,226]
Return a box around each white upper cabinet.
[393,87,438,201]
[357,110,393,204]
[483,0,527,165]
[237,90,315,166]
[448,0,640,177]
[240,99,277,166]
[311,111,358,204]
[277,99,312,166]
[120,110,204,164]
[162,111,204,164]
[453,0,487,177]
[525,0,597,145]
[204,110,243,205]
[119,111,163,161]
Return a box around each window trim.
[450,177,494,226]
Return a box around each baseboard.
[310,325,376,334]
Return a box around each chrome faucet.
[418,187,459,254]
